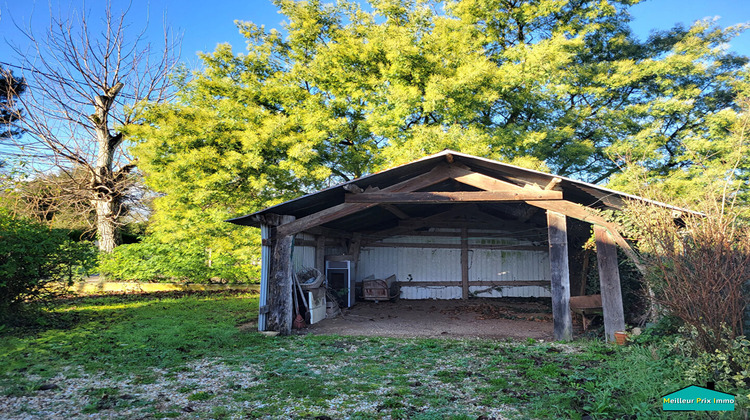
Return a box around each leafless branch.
[4,1,180,252]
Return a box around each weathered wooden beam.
[547,210,573,341]
[304,226,352,239]
[398,220,545,232]
[276,164,452,236]
[461,227,469,300]
[579,248,592,297]
[381,204,410,219]
[315,235,325,273]
[594,225,626,342]
[365,229,546,241]
[266,215,295,335]
[343,183,364,194]
[345,190,562,204]
[401,280,550,287]
[526,200,646,275]
[361,242,546,251]
[292,239,317,247]
[448,165,527,192]
[349,232,362,284]
[545,177,562,190]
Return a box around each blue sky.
[1,0,749,70]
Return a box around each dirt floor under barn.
[302,298,564,340]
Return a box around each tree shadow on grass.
[0,291,261,377]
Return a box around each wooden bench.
[569,294,603,331]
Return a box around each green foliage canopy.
[120,0,749,282]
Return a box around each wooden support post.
[547,211,573,341]
[461,227,469,300]
[594,225,626,342]
[580,248,591,296]
[267,215,296,335]
[315,235,326,273]
[349,233,362,306]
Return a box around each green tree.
[123,0,748,281]
[609,77,750,206]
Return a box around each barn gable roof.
[227,149,690,233]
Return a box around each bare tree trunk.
[94,198,119,253]
[90,83,124,253]
[6,3,178,253]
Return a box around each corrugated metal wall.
[292,233,317,271]
[358,246,462,299]
[357,230,551,299]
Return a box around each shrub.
[0,209,96,318]
[98,239,259,283]
[681,329,750,390]
[627,200,750,353]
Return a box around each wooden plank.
[305,226,353,239]
[594,225,626,342]
[461,227,469,300]
[361,242,546,251]
[349,233,362,307]
[381,204,410,219]
[547,210,573,341]
[266,215,295,335]
[545,177,562,190]
[293,239,317,247]
[345,190,562,204]
[365,230,546,240]
[343,184,364,194]
[527,200,646,275]
[580,248,591,296]
[398,220,546,231]
[448,165,528,192]
[400,281,550,287]
[276,164,452,236]
[315,235,325,273]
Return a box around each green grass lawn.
[0,292,743,419]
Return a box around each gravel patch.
[1,354,519,419]
[0,360,261,419]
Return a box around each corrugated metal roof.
[227,149,695,230]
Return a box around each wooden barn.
[228,150,680,341]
